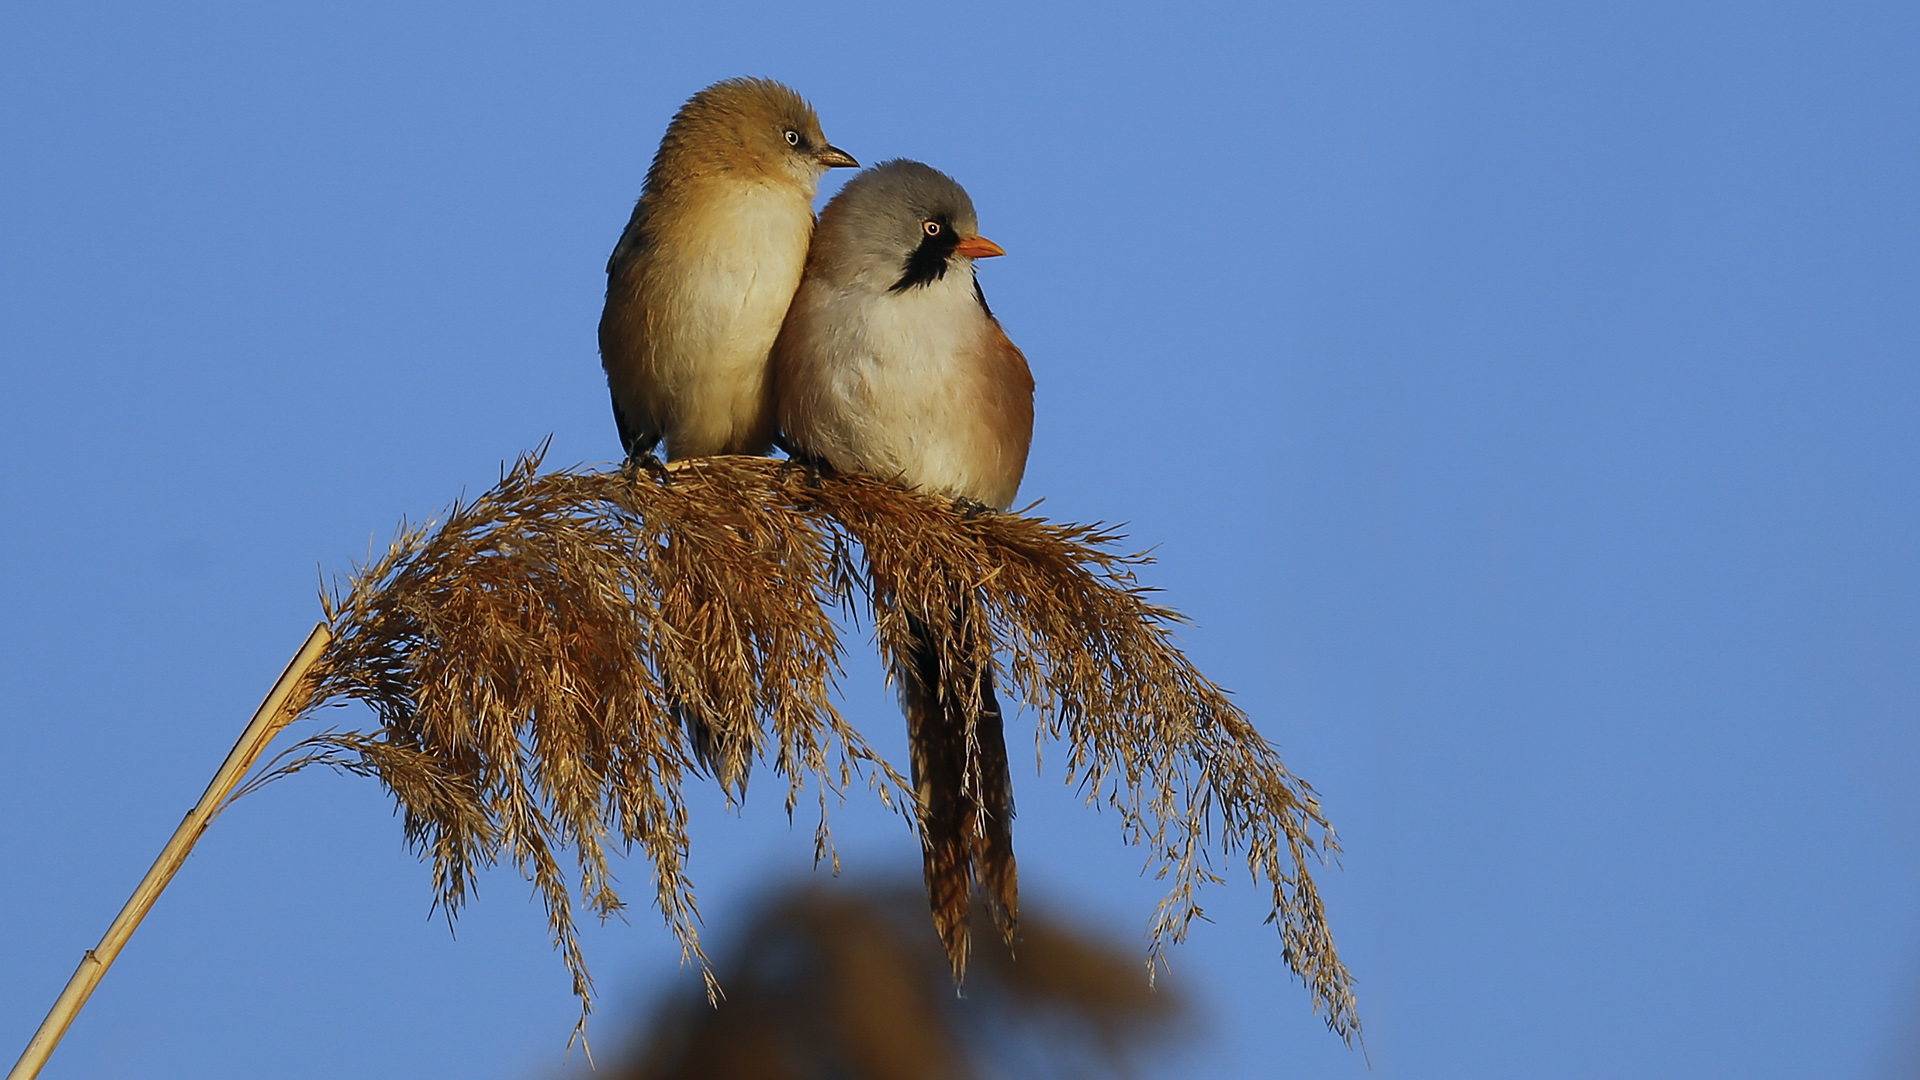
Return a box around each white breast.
[797,267,1001,499]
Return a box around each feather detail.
[899,614,1018,980]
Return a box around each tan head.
[647,77,858,196]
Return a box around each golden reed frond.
[243,448,1360,1045]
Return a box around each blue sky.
[3,3,1917,1077]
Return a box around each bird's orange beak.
[954,235,1006,259]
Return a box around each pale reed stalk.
[7,624,332,1080]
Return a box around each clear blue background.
[3,3,1917,1077]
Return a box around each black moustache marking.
[890,214,960,293]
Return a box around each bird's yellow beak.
[954,236,1006,259]
[816,145,859,169]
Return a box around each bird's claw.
[777,446,832,491]
[623,449,674,486]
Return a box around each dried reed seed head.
[255,451,1359,1045]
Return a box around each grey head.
[811,159,1006,294]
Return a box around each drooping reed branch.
[245,448,1360,1045]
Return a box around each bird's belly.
[823,297,1012,505]
[632,186,813,455]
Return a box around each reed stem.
[7,623,332,1080]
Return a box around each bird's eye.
[923,221,942,237]
[784,129,801,146]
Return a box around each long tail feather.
[974,675,1018,939]
[900,615,1018,980]
[676,699,750,799]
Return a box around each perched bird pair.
[599,78,1032,972]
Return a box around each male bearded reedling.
[599,78,854,792]
[772,160,1034,975]
[599,77,857,461]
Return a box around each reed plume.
[242,448,1360,1045]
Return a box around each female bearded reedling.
[600,78,854,792]
[600,77,857,461]
[773,159,1035,973]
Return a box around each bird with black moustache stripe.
[773,159,1034,975]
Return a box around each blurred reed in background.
[605,876,1189,1080]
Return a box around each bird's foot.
[623,449,674,486]
[776,446,832,491]
[952,496,992,520]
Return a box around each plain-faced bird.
[600,77,857,461]
[600,78,855,791]
[772,159,1034,974]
